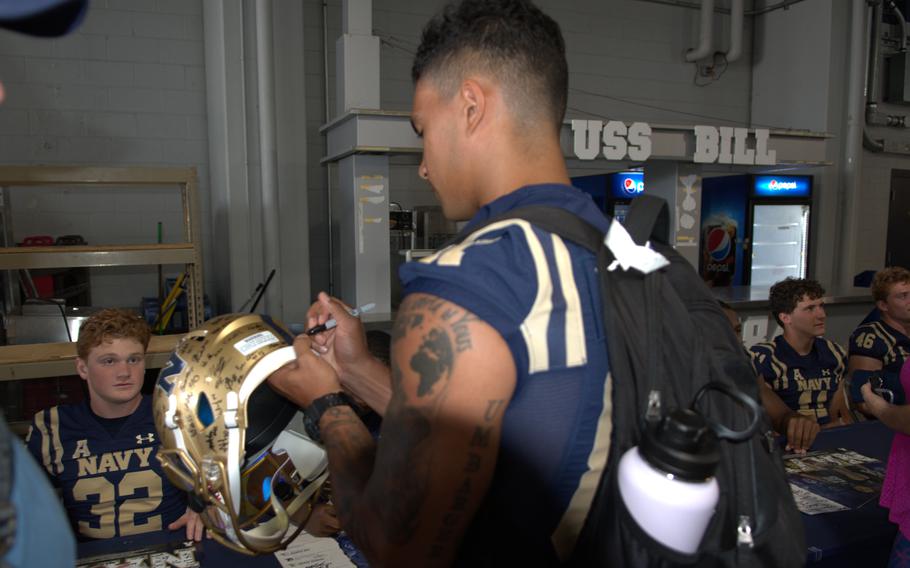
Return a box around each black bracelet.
[303,392,353,444]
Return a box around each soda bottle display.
[699,214,738,287]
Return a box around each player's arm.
[307,292,394,416]
[848,355,883,374]
[862,382,910,434]
[758,382,819,453]
[272,293,516,567]
[845,325,887,416]
[749,348,818,453]
[825,342,854,425]
[848,355,883,415]
[848,327,886,376]
[336,294,515,566]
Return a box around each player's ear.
[876,299,888,314]
[75,357,89,380]
[460,79,485,135]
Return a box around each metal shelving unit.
[0,165,204,379]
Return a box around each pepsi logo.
[621,177,644,196]
[706,227,732,261]
[767,179,798,191]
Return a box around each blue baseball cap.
[0,0,87,37]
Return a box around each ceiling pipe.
[724,0,744,63]
[837,0,870,289]
[865,0,886,151]
[750,0,805,16]
[637,0,807,17]
[685,0,715,61]
[886,0,908,52]
[255,0,283,314]
[322,0,334,295]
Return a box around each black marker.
[304,302,375,335]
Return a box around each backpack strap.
[621,196,670,404]
[624,194,670,245]
[449,205,607,255]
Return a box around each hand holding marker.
[305,302,376,335]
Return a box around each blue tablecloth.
[73,421,896,567]
[798,420,897,566]
[77,529,278,567]
[76,528,368,567]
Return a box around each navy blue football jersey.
[399,184,611,565]
[848,320,910,375]
[26,396,186,540]
[749,335,847,424]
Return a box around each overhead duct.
[887,0,908,52]
[865,1,888,151]
[724,0,744,63]
[685,0,743,64]
[686,0,715,61]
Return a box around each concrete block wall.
[0,0,209,310]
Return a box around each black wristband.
[303,392,353,444]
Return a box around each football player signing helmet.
[152,313,328,555]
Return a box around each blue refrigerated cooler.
[700,174,812,287]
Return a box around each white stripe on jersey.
[420,218,589,374]
[34,409,54,475]
[50,406,64,475]
[551,371,613,560]
[551,233,587,367]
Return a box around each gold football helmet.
[152,313,328,555]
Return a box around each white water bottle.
[618,408,720,555]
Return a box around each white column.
[203,0,255,315]
[202,0,310,321]
[643,162,702,269]
[336,155,391,315]
[332,0,391,315]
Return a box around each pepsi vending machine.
[700,174,812,287]
[570,171,644,222]
[747,175,812,286]
[606,171,644,223]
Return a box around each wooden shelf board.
[0,334,183,381]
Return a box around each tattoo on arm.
[328,294,499,562]
[428,398,506,560]
[318,406,376,541]
[411,329,453,397]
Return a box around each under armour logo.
[136,433,156,445]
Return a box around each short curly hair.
[871,267,910,304]
[769,278,825,327]
[76,308,151,359]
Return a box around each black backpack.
[465,195,805,567]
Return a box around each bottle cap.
[639,408,720,481]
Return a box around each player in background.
[27,309,203,541]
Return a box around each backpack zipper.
[737,515,755,549]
